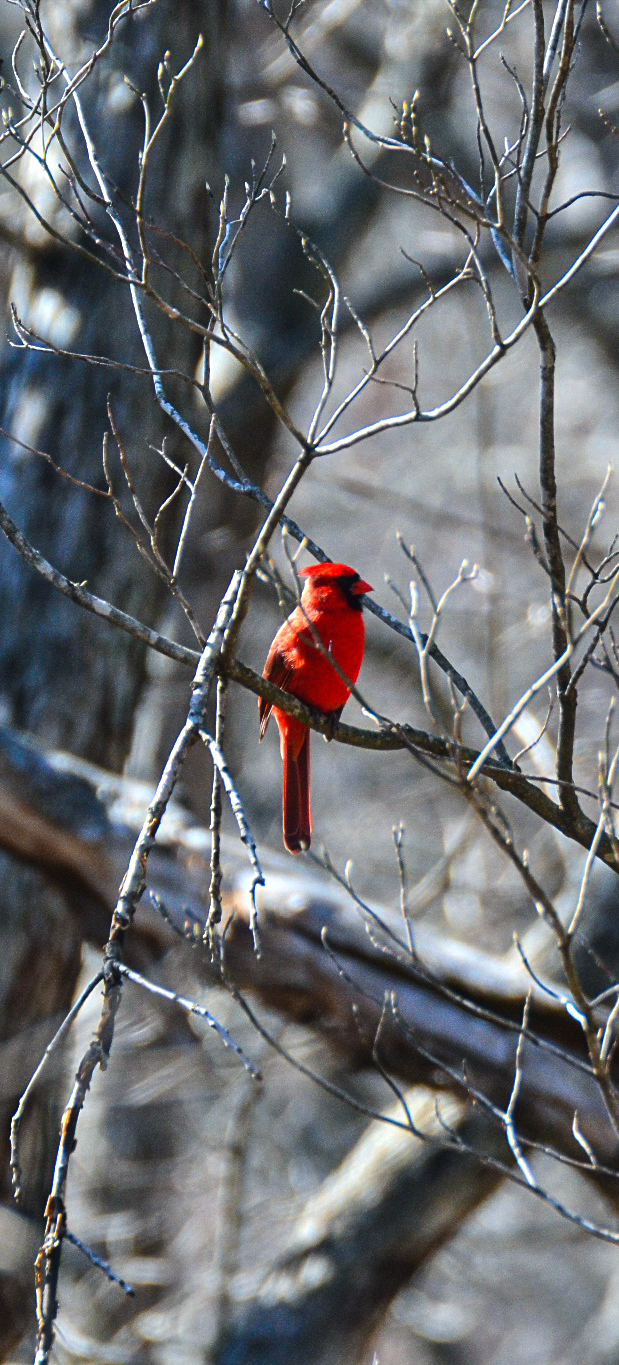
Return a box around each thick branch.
[214,1090,504,1365]
[220,895,619,1167]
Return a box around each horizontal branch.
[0,495,615,869]
[0,471,496,713]
[0,490,503,759]
[223,657,619,870]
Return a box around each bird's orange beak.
[351,578,373,596]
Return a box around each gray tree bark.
[0,0,224,766]
[0,4,225,1352]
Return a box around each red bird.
[259,562,373,853]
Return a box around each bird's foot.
[323,706,344,742]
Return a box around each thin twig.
[64,1231,134,1297]
[116,963,261,1078]
[10,973,104,1204]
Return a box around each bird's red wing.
[259,643,293,740]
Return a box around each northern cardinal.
[259,562,373,853]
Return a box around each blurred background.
[1,0,619,1360]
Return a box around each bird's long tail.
[282,728,311,853]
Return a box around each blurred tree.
[3,2,619,1362]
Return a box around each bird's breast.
[284,608,364,712]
